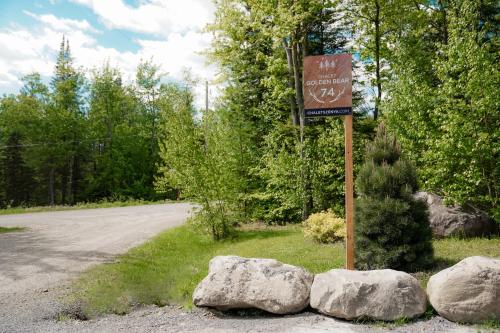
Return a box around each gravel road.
[0,203,192,332]
[0,204,497,333]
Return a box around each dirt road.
[0,203,192,332]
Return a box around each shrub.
[355,124,434,272]
[156,95,246,241]
[187,204,236,240]
[303,210,346,243]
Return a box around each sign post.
[344,113,354,270]
[303,54,355,270]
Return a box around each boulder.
[193,256,313,314]
[427,256,500,323]
[310,269,427,321]
[414,191,498,238]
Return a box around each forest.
[0,0,498,237]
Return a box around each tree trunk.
[283,39,299,126]
[437,0,448,44]
[61,166,68,205]
[291,36,312,220]
[49,166,55,206]
[70,154,80,205]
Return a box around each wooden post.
[345,114,355,270]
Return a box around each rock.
[193,256,313,314]
[310,269,427,321]
[427,256,500,323]
[414,191,498,238]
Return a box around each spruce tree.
[355,124,433,272]
[3,132,34,206]
[51,36,85,204]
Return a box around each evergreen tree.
[87,64,127,199]
[51,36,86,204]
[87,62,160,200]
[0,76,46,206]
[3,132,34,206]
[355,124,433,272]
[134,59,165,199]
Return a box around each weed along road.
[0,203,192,331]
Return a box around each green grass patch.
[0,199,175,215]
[476,319,500,330]
[0,226,25,233]
[414,237,500,287]
[71,224,343,318]
[71,224,500,319]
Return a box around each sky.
[0,0,217,107]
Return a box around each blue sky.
[0,0,216,105]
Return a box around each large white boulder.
[193,256,313,314]
[427,256,500,323]
[414,191,497,238]
[310,269,427,321]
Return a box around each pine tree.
[355,124,433,272]
[51,36,86,204]
[3,132,34,206]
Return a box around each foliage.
[429,1,499,218]
[303,209,346,243]
[85,62,161,200]
[256,117,376,223]
[2,132,34,206]
[384,0,499,222]
[1,0,498,242]
[206,0,359,223]
[257,123,303,223]
[345,0,398,119]
[156,81,252,240]
[0,39,179,208]
[50,36,87,205]
[355,124,434,271]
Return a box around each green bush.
[303,209,346,244]
[187,204,236,240]
[355,124,434,272]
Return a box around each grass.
[352,305,437,328]
[71,224,343,318]
[0,226,25,233]
[70,224,500,320]
[476,319,500,330]
[414,236,500,287]
[0,199,176,215]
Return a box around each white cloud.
[0,5,217,107]
[135,31,213,80]
[24,10,100,34]
[134,31,217,108]
[70,0,214,36]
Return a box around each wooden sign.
[303,54,352,117]
[303,53,355,270]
